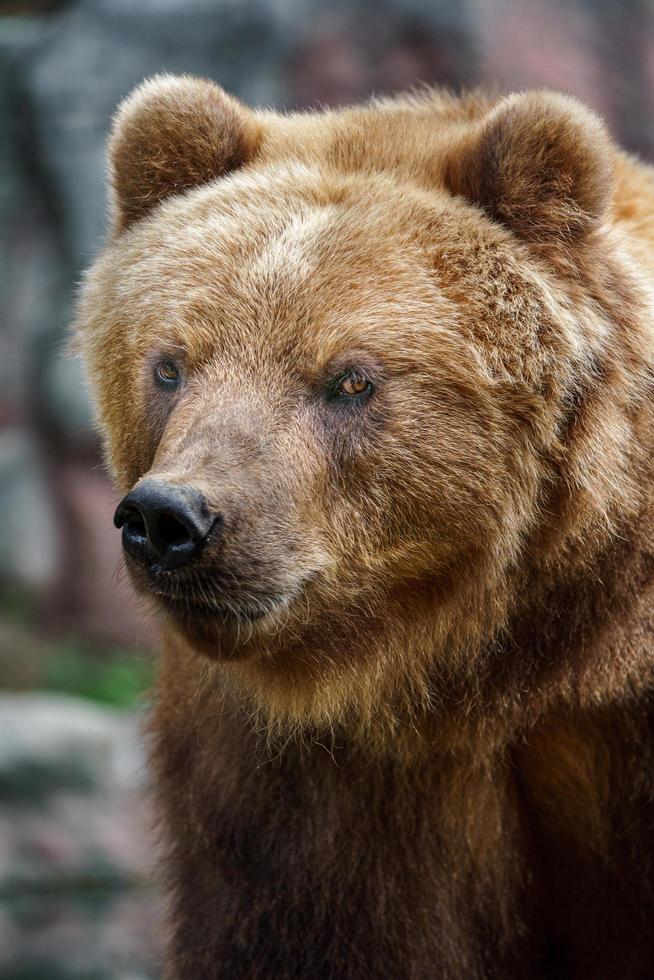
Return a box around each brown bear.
[75,74,654,979]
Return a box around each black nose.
[113,480,217,572]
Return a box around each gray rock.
[0,693,159,977]
[0,692,146,798]
[0,692,150,887]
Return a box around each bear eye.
[155,358,180,388]
[332,370,374,399]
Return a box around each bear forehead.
[97,167,477,366]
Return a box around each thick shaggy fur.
[75,75,654,978]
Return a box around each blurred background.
[1,0,653,976]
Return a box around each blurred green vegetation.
[42,647,152,707]
[0,584,153,708]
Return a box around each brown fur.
[74,75,654,978]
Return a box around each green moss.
[42,644,153,708]
[0,586,153,707]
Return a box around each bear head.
[75,75,649,735]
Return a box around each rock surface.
[0,693,162,980]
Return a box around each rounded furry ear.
[108,74,261,232]
[445,91,614,243]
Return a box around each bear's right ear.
[108,74,262,233]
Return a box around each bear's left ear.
[108,74,262,233]
[445,91,615,244]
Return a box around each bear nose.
[113,480,217,572]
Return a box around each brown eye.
[155,358,180,388]
[335,371,373,398]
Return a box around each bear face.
[75,76,650,732]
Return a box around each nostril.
[114,502,147,538]
[157,511,193,548]
[125,511,147,539]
